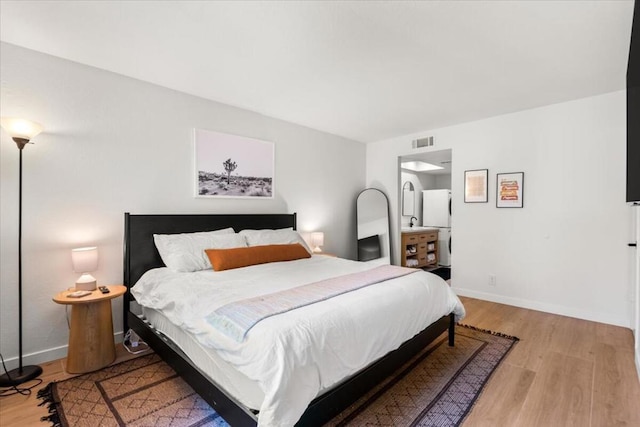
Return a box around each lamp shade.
[0,117,44,141]
[72,247,98,291]
[311,232,324,253]
[71,247,98,273]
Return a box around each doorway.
[398,149,452,279]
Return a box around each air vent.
[412,136,434,148]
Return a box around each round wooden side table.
[53,285,126,374]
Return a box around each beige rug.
[38,325,517,426]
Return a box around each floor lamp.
[0,117,44,387]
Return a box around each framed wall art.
[194,129,274,198]
[464,169,488,203]
[496,172,524,208]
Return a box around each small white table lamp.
[72,246,98,291]
[311,232,324,253]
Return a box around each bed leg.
[448,313,455,346]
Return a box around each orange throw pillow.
[205,243,311,271]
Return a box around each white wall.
[0,43,365,368]
[434,174,452,190]
[368,91,631,327]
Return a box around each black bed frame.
[123,212,455,426]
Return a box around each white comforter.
[131,255,465,426]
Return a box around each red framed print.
[496,172,524,208]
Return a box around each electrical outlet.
[488,274,496,286]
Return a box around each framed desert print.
[496,172,524,208]
[464,169,488,203]
[194,129,274,198]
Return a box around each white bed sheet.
[132,255,465,427]
[141,306,265,409]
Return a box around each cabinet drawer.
[419,231,438,241]
[403,234,419,244]
[418,243,427,253]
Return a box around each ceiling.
[0,1,634,143]
[401,149,453,176]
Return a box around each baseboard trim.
[1,331,124,371]
[453,287,631,328]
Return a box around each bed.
[123,212,465,426]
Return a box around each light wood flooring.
[459,297,640,427]
[1,297,639,426]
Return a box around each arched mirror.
[402,181,415,216]
[356,188,391,265]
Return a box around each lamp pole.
[0,130,43,386]
[18,141,24,373]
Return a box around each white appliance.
[422,189,452,267]
[423,189,451,227]
[438,228,452,267]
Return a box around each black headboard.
[123,212,297,329]
[357,234,381,262]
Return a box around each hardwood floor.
[459,297,640,427]
[0,297,638,426]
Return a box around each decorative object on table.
[194,128,274,198]
[0,117,44,387]
[464,169,489,203]
[496,172,525,208]
[37,325,518,427]
[311,232,324,253]
[71,246,99,291]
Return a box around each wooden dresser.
[401,229,439,268]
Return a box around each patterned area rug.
[38,325,518,427]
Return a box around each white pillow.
[239,228,312,254]
[154,229,247,272]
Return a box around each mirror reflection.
[356,188,391,265]
[402,181,415,216]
